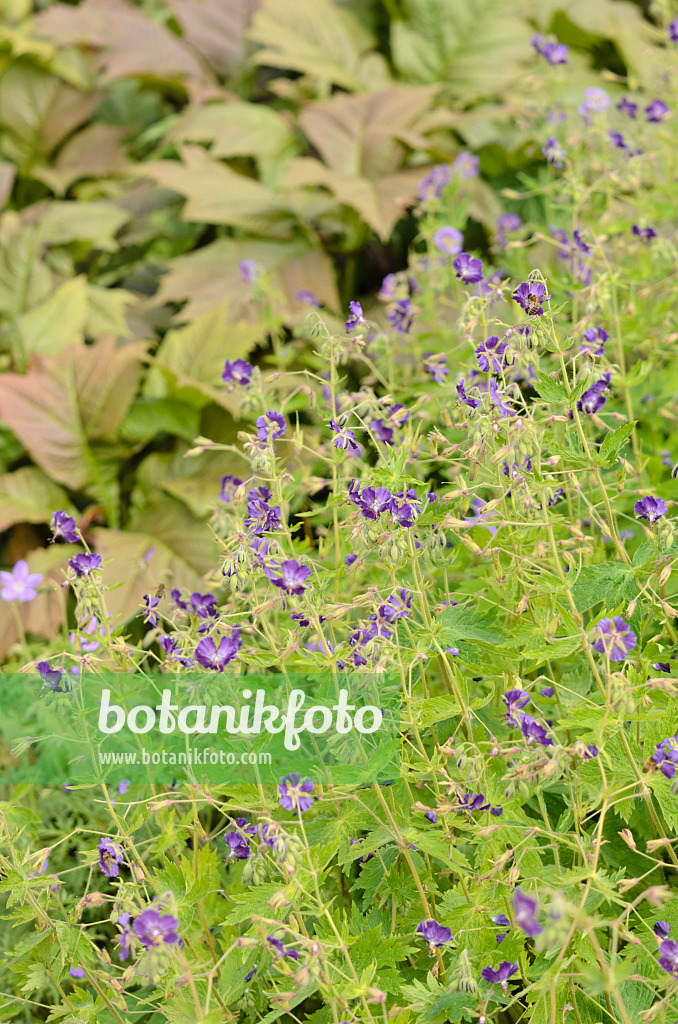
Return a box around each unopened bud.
[644,885,670,907]
[659,564,672,587]
[367,988,387,1004]
[619,829,636,850]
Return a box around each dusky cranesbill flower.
[0,560,42,602]
[330,419,360,453]
[267,560,312,595]
[590,617,637,661]
[194,632,241,671]
[617,97,638,118]
[651,736,678,779]
[531,34,568,64]
[542,137,566,167]
[415,919,452,947]
[502,688,530,726]
[225,818,253,860]
[98,838,123,878]
[424,352,449,383]
[645,99,669,122]
[69,965,85,979]
[659,939,678,976]
[456,380,480,410]
[475,336,508,373]
[632,224,657,241]
[69,553,102,577]
[267,936,299,960]
[453,252,484,285]
[581,327,608,356]
[142,593,159,627]
[37,661,69,693]
[278,773,313,812]
[220,474,243,503]
[256,411,286,443]
[517,713,553,748]
[577,372,611,414]
[489,379,514,419]
[512,281,550,316]
[481,960,519,992]
[133,909,180,949]
[654,922,671,939]
[634,495,667,524]
[345,300,365,332]
[609,130,628,150]
[222,359,254,388]
[51,510,79,544]
[433,226,463,255]
[512,889,542,937]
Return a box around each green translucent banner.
[0,670,400,787]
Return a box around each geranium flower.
[0,560,42,602]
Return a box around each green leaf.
[597,421,637,465]
[532,370,570,403]
[118,398,200,445]
[570,562,637,612]
[0,467,72,532]
[438,604,507,644]
[15,276,88,357]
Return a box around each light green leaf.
[570,561,637,612]
[15,276,88,356]
[0,467,72,532]
[597,421,636,465]
[532,370,570,404]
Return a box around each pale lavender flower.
[239,259,261,284]
[453,252,484,285]
[133,909,180,948]
[590,616,637,661]
[278,773,313,812]
[543,136,566,167]
[452,152,479,179]
[0,560,42,602]
[433,226,463,255]
[512,888,542,937]
[345,300,365,332]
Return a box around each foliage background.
[0,0,662,655]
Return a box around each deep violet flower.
[590,617,637,661]
[517,712,553,748]
[475,336,508,373]
[632,225,657,241]
[659,939,678,976]
[267,936,299,960]
[98,838,123,878]
[424,810,437,823]
[581,327,608,356]
[415,919,453,946]
[577,372,611,414]
[220,474,243,502]
[133,909,180,949]
[634,496,667,524]
[387,298,414,334]
[653,736,678,779]
[224,818,253,860]
[194,633,241,671]
[417,164,452,202]
[330,419,360,452]
[345,300,365,332]
[51,511,79,544]
[617,97,638,118]
[68,553,102,577]
[512,888,542,937]
[670,17,678,43]
[481,959,519,992]
[502,688,530,727]
[645,99,669,122]
[543,137,566,167]
[256,411,286,442]
[424,352,449,383]
[453,252,484,285]
[37,660,68,693]
[267,560,312,595]
[512,281,550,316]
[70,965,85,979]
[456,380,480,410]
[297,289,321,307]
[531,34,568,64]
[278,773,314,812]
[655,921,671,939]
[489,379,514,418]
[222,359,254,388]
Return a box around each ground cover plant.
[3,1,678,1023]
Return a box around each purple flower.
[387,298,414,334]
[51,511,79,544]
[345,300,365,332]
[617,97,637,119]
[496,213,522,247]
[577,372,611,414]
[345,553,357,568]
[118,779,131,796]
[244,965,257,982]
[475,336,508,373]
[348,481,393,520]
[645,99,669,122]
[278,773,313,812]
[222,359,254,388]
[634,496,667,524]
[424,810,437,823]
[379,589,413,623]
[159,634,193,667]
[417,164,452,202]
[655,921,671,939]
[195,633,241,672]
[453,252,484,285]
[220,474,243,503]
[0,560,42,602]
[370,419,395,446]
[543,137,566,167]
[142,593,159,627]
[424,352,449,384]
[415,919,452,946]
[517,712,553,748]
[582,87,610,112]
[98,838,123,878]
[489,379,514,419]
[653,663,671,673]
[245,496,281,534]
[659,939,678,976]
[502,688,531,727]
[37,660,68,692]
[225,819,253,860]
[456,380,480,410]
[512,888,542,937]
[481,960,519,992]
[433,226,463,255]
[267,936,299,960]
[330,419,360,452]
[581,327,608,356]
[632,224,657,241]
[452,152,479,179]
[268,559,312,595]
[239,259,261,284]
[68,553,102,577]
[670,17,678,43]
[590,616,637,661]
[653,736,678,779]
[512,281,550,316]
[531,34,568,64]
[297,289,321,307]
[391,502,417,528]
[70,965,85,979]
[540,686,555,697]
[609,130,628,150]
[256,411,286,443]
[133,909,180,948]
